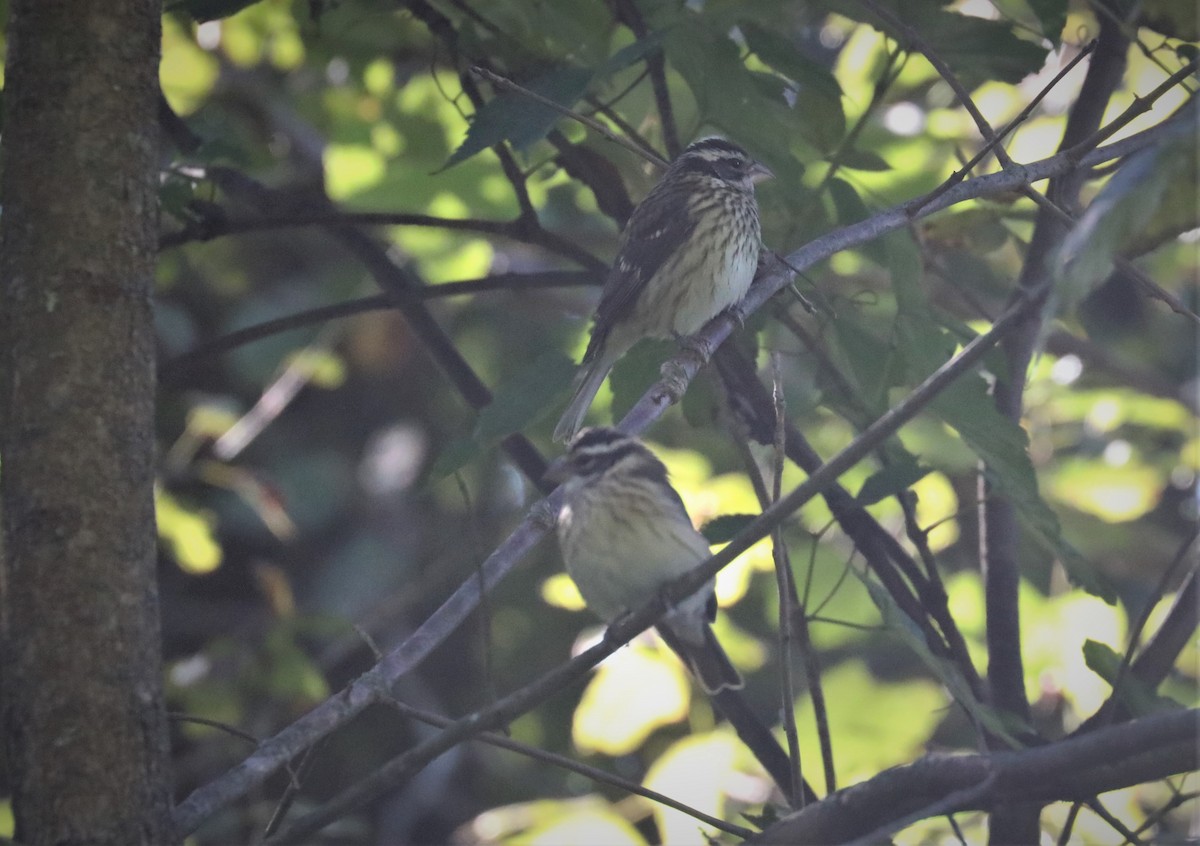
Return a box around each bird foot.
[724,300,749,328]
[656,355,694,405]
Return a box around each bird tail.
[553,354,613,443]
[658,623,744,694]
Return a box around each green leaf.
[1082,639,1182,717]
[739,21,846,149]
[476,350,578,442]
[856,3,1048,87]
[831,313,896,414]
[856,458,932,505]
[680,369,719,429]
[889,245,1114,602]
[858,574,1026,748]
[443,66,593,169]
[597,32,666,78]
[935,370,1113,601]
[428,437,482,481]
[700,513,757,544]
[664,16,822,162]
[828,179,887,265]
[1024,0,1068,43]
[837,150,892,172]
[608,339,675,423]
[1057,122,1198,309]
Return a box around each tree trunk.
[0,1,174,843]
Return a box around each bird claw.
[656,350,702,404]
[725,300,749,328]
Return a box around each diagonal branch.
[747,708,1198,845]
[170,121,1175,837]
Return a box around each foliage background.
[10,0,1196,842]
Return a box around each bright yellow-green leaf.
[1046,458,1161,522]
[285,348,347,389]
[794,661,945,786]
[518,804,647,846]
[541,573,586,611]
[476,798,647,846]
[268,27,304,70]
[156,489,223,574]
[912,470,961,551]
[0,800,13,839]
[573,645,691,756]
[185,402,241,440]
[1023,590,1126,719]
[643,732,738,845]
[160,18,219,114]
[324,144,387,200]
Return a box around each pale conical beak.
[749,161,774,184]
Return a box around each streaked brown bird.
[553,137,771,442]
[546,426,742,693]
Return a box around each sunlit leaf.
[516,801,648,846]
[156,489,223,574]
[1082,640,1182,717]
[285,348,346,389]
[541,573,586,611]
[1046,458,1162,522]
[794,659,953,784]
[644,732,738,844]
[573,645,691,755]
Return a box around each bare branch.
[748,708,1198,844]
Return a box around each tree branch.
[748,708,1199,844]
[171,121,1174,837]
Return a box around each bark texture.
[0,1,173,843]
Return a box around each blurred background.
[146,1,1197,842]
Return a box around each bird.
[553,137,772,442]
[545,426,743,693]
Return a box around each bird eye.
[730,157,746,170]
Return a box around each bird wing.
[583,180,697,362]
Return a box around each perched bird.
[553,137,772,442]
[546,426,742,693]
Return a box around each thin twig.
[161,270,600,382]
[769,354,805,806]
[172,123,1174,837]
[907,39,1098,215]
[381,697,755,838]
[470,66,669,168]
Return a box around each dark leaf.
[444,66,593,170]
[701,513,757,544]
[856,459,932,505]
[476,350,578,442]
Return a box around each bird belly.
[561,497,713,624]
[632,210,759,339]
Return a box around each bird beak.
[544,456,571,486]
[749,161,774,184]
